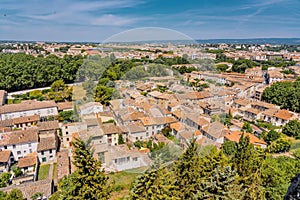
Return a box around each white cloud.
[91,14,136,26]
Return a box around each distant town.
[0,40,300,199]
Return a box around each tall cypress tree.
[59,138,110,200]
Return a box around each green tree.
[0,172,11,188]
[5,189,25,200]
[31,192,43,200]
[222,141,237,157]
[241,122,253,133]
[12,165,22,177]
[268,138,291,153]
[263,130,281,144]
[59,138,110,200]
[130,164,179,200]
[282,120,300,139]
[195,166,244,200]
[118,134,125,145]
[232,134,266,199]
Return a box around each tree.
[268,138,291,153]
[5,189,25,200]
[241,122,253,133]
[118,134,125,145]
[282,120,300,139]
[174,138,201,199]
[12,165,22,177]
[130,164,179,200]
[59,138,111,200]
[263,130,281,144]
[31,192,43,200]
[262,80,300,112]
[195,166,244,200]
[232,134,266,199]
[222,141,237,157]
[0,172,11,188]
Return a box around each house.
[139,116,177,138]
[78,102,103,116]
[18,153,38,174]
[200,121,227,144]
[37,120,60,135]
[185,115,209,130]
[105,144,151,172]
[61,122,87,148]
[13,115,40,129]
[37,134,58,163]
[170,122,186,137]
[224,131,267,148]
[101,123,122,146]
[57,101,73,112]
[244,108,262,121]
[126,122,147,142]
[273,109,297,126]
[0,128,38,161]
[0,150,13,174]
[0,100,58,120]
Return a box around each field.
[38,164,50,180]
[108,167,147,200]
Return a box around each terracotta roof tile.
[0,150,11,163]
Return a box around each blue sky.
[0,0,300,42]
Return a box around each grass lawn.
[108,167,147,200]
[38,164,50,180]
[53,162,57,180]
[291,139,300,150]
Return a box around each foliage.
[130,163,179,200]
[263,130,281,144]
[268,138,291,153]
[222,141,238,157]
[58,110,74,122]
[0,172,11,188]
[12,165,22,177]
[59,138,110,200]
[216,64,229,72]
[118,134,125,145]
[241,122,253,133]
[194,166,244,200]
[262,80,300,112]
[282,120,300,139]
[48,80,72,102]
[0,189,26,200]
[232,59,256,73]
[0,53,83,92]
[31,192,43,200]
[262,156,300,199]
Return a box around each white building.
[0,100,58,120]
[0,128,38,161]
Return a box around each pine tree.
[130,158,179,200]
[232,134,266,199]
[195,166,244,200]
[118,134,125,145]
[59,138,110,200]
[174,138,202,199]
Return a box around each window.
[28,143,31,147]
[140,136,143,139]
[41,151,44,155]
[42,157,46,162]
[66,138,69,141]
[24,150,26,153]
[13,145,16,149]
[133,157,138,161]
[127,156,130,161]
[66,131,69,135]
[29,149,32,153]
[17,151,21,155]
[4,146,7,149]
[50,155,53,159]
[49,149,52,154]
